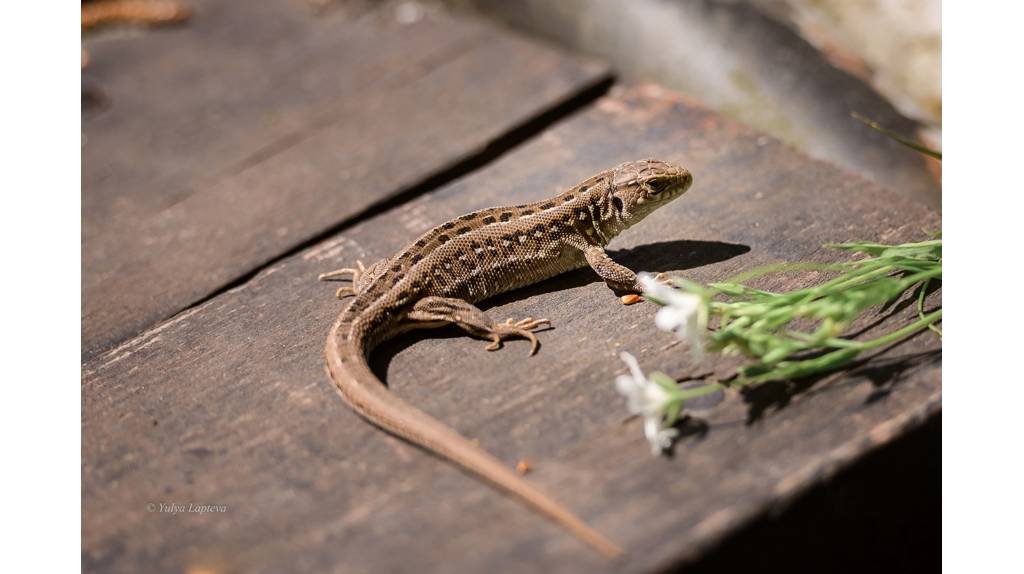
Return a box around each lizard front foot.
[621,273,677,305]
[485,317,551,356]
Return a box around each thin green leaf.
[851,112,942,159]
[649,371,679,393]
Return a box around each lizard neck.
[579,177,629,246]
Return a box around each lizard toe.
[498,328,540,356]
[522,330,541,356]
[483,322,545,355]
[319,268,359,282]
[485,334,503,351]
[335,286,357,299]
[514,318,551,331]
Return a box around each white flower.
[615,352,679,455]
[638,272,706,361]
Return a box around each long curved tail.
[325,316,623,558]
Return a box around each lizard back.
[342,169,629,322]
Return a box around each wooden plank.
[82,84,940,573]
[81,0,610,358]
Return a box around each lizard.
[321,159,693,558]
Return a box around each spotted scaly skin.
[323,159,692,558]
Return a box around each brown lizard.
[322,159,692,558]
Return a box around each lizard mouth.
[681,170,693,190]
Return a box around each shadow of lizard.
[370,238,751,377]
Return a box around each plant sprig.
[648,238,941,386]
[623,238,941,455]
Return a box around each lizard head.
[608,159,692,228]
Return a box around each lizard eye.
[647,179,666,194]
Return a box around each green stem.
[824,264,901,293]
[827,238,942,253]
[675,383,723,401]
[851,112,942,159]
[824,309,943,350]
[895,267,943,289]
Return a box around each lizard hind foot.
[485,317,552,356]
[407,297,552,356]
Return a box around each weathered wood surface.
[82,84,941,573]
[81,0,609,359]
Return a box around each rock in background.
[437,0,941,207]
[751,0,940,146]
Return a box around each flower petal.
[654,306,686,331]
[615,374,637,396]
[618,351,646,383]
[615,350,680,454]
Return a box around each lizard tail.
[325,316,624,559]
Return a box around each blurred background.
[441,0,942,207]
[85,0,941,208]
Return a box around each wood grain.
[81,0,609,358]
[82,84,940,573]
